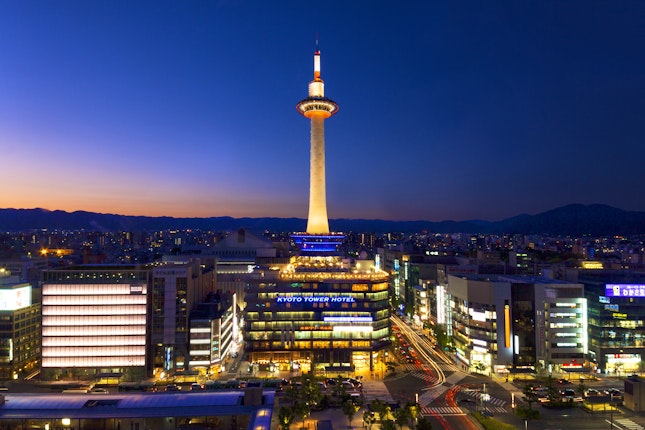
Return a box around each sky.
[1,1,644,222]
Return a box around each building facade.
[151,259,216,375]
[244,256,390,374]
[572,269,645,374]
[0,269,40,380]
[188,292,238,375]
[446,274,586,375]
[40,266,150,380]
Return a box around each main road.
[388,314,481,430]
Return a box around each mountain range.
[1,204,644,235]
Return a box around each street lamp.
[610,393,614,429]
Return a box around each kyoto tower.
[296,42,339,235]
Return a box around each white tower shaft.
[307,115,329,234]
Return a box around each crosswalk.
[362,380,395,403]
[418,385,448,406]
[421,406,465,416]
[615,418,645,430]
[460,387,507,407]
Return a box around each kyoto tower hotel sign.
[294,43,342,253]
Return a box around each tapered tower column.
[296,47,338,234]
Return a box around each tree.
[386,360,400,375]
[545,375,560,403]
[515,405,539,421]
[433,324,450,350]
[416,416,433,430]
[405,401,420,430]
[381,420,396,430]
[522,383,538,411]
[363,409,376,430]
[277,406,294,430]
[299,373,322,409]
[472,361,487,375]
[293,400,311,430]
[394,407,411,430]
[370,399,388,423]
[341,399,360,428]
[576,379,587,398]
[615,362,624,376]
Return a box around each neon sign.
[606,284,645,297]
[276,296,356,303]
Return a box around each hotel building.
[245,258,390,373]
[243,45,390,374]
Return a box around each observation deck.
[296,96,339,119]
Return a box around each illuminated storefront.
[244,256,390,373]
[580,271,645,374]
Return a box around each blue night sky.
[1,1,644,222]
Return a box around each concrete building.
[446,274,586,375]
[0,269,40,380]
[188,292,238,375]
[151,259,216,376]
[209,228,280,311]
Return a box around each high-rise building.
[151,259,216,375]
[40,265,150,381]
[244,46,390,375]
[0,268,40,380]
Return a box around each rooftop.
[0,391,274,428]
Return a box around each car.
[190,383,204,391]
[458,398,474,404]
[585,389,600,397]
[346,378,362,387]
[165,384,180,392]
[556,378,572,385]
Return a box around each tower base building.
[244,256,390,375]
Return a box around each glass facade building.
[244,256,390,373]
[577,270,645,374]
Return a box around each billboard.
[0,286,32,311]
[605,284,645,298]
